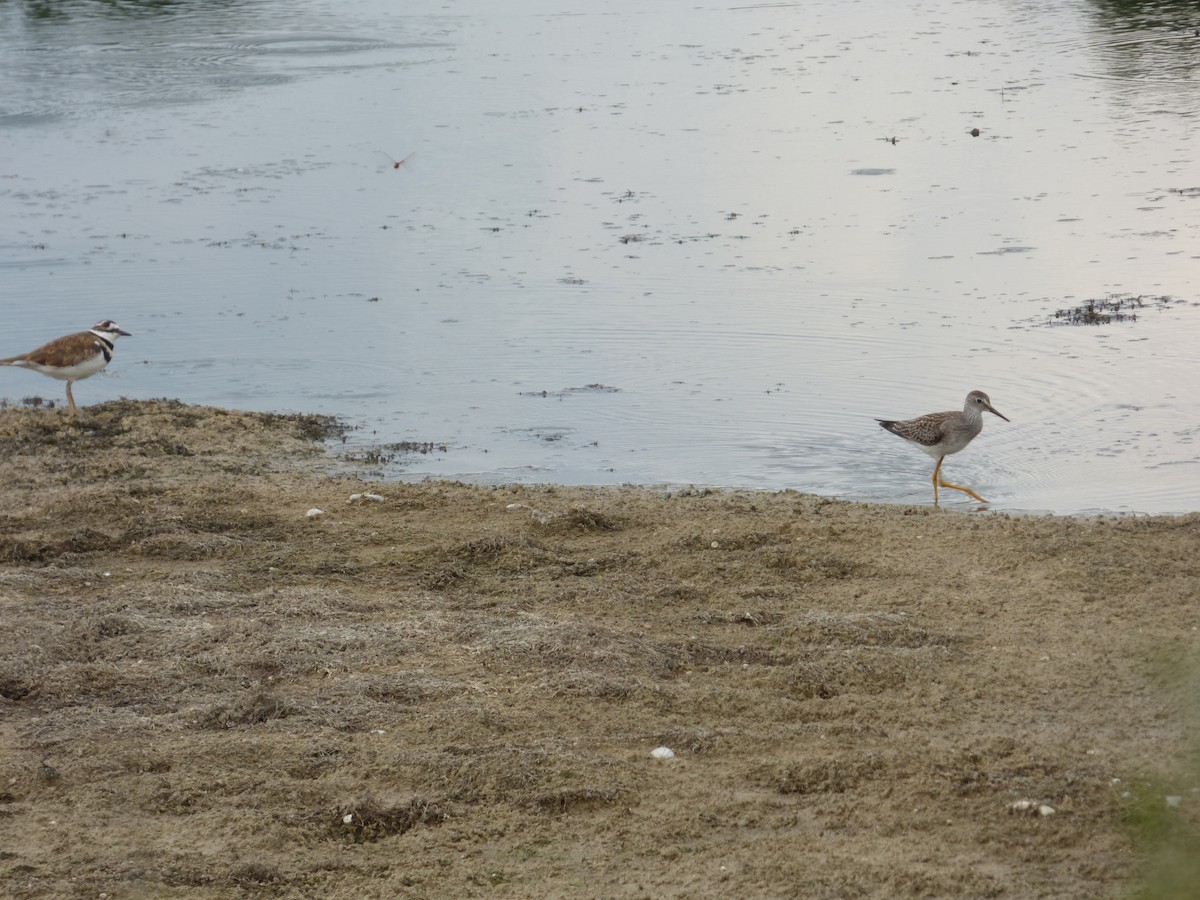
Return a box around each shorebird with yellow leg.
[877,390,1009,506]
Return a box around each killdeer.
[0,320,132,415]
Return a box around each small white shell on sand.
[1009,799,1056,817]
[506,502,552,524]
[342,813,354,824]
[306,508,324,518]
[650,746,675,760]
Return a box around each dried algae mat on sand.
[1,400,1198,898]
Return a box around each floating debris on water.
[520,383,621,398]
[1048,293,1179,326]
[340,441,449,467]
[389,441,448,454]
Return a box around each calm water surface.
[2,0,1199,514]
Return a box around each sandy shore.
[1,400,1197,898]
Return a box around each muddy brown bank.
[1,400,1198,898]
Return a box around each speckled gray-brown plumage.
[877,390,1007,459]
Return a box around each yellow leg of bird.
[937,474,988,503]
[931,457,943,507]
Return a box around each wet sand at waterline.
[1,400,1197,898]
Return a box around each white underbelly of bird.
[8,353,110,382]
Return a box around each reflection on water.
[1,0,1198,514]
[1087,0,1200,34]
[0,0,445,123]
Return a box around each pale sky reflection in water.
[1,0,1199,514]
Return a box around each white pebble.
[650,746,675,760]
[1166,795,1182,808]
[364,493,385,502]
[342,813,354,824]
[710,541,720,549]
[1008,799,1056,817]
[306,508,324,518]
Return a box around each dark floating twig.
[520,384,621,398]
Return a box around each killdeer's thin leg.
[65,380,78,415]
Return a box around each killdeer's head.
[90,320,132,340]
